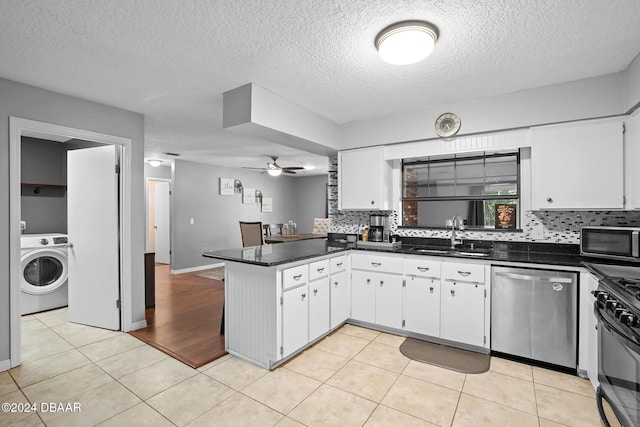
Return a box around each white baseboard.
[0,359,11,372]
[171,262,225,275]
[125,319,148,332]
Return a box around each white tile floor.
[1,308,612,426]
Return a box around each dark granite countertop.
[202,239,351,266]
[202,236,588,268]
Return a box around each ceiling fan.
[242,156,305,176]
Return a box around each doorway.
[147,179,171,264]
[9,117,135,368]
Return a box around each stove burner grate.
[612,277,640,300]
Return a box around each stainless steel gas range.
[588,262,640,427]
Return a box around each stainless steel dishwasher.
[491,266,578,369]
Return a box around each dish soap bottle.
[361,226,369,242]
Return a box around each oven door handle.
[594,307,640,354]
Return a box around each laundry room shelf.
[21,183,67,196]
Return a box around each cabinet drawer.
[330,255,347,273]
[442,262,485,283]
[351,254,403,274]
[282,265,308,290]
[404,258,441,278]
[309,259,330,281]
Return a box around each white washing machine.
[20,233,69,315]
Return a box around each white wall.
[625,53,640,112]
[339,73,625,149]
[293,175,328,233]
[0,78,145,363]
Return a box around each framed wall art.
[219,178,235,195]
[261,197,273,212]
[243,187,256,204]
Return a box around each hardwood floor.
[129,264,227,368]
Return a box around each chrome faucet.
[450,216,464,248]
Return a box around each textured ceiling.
[1,0,640,174]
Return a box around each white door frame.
[145,177,171,259]
[9,117,134,368]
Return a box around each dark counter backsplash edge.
[327,233,580,255]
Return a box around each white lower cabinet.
[374,272,403,329]
[579,271,599,390]
[330,270,349,329]
[309,277,330,342]
[281,284,309,358]
[404,275,440,337]
[351,270,376,323]
[441,280,485,347]
[440,261,486,347]
[350,254,403,327]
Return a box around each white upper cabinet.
[338,147,391,210]
[531,118,624,210]
[625,111,640,210]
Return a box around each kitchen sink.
[450,250,491,257]
[409,245,492,257]
[411,248,450,254]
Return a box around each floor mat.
[399,338,490,374]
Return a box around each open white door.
[154,181,170,264]
[67,145,120,330]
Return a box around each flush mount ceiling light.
[147,158,163,167]
[375,20,438,65]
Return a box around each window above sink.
[401,151,521,230]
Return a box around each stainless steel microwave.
[580,226,640,261]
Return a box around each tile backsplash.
[329,207,640,244]
[328,157,640,244]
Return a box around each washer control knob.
[40,238,49,245]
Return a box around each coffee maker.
[368,214,389,242]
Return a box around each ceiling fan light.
[375,21,438,65]
[267,168,282,176]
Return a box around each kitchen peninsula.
[203,239,350,369]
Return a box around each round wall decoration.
[434,113,461,138]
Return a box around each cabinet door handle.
[546,197,553,203]
[366,278,371,284]
[301,293,306,300]
[457,271,471,277]
[336,262,343,267]
[313,289,318,295]
[417,267,430,272]
[429,286,434,292]
[316,267,324,273]
[293,274,303,280]
[450,289,455,296]
[380,280,384,286]
[371,200,375,205]
[334,282,338,287]
[371,262,381,267]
